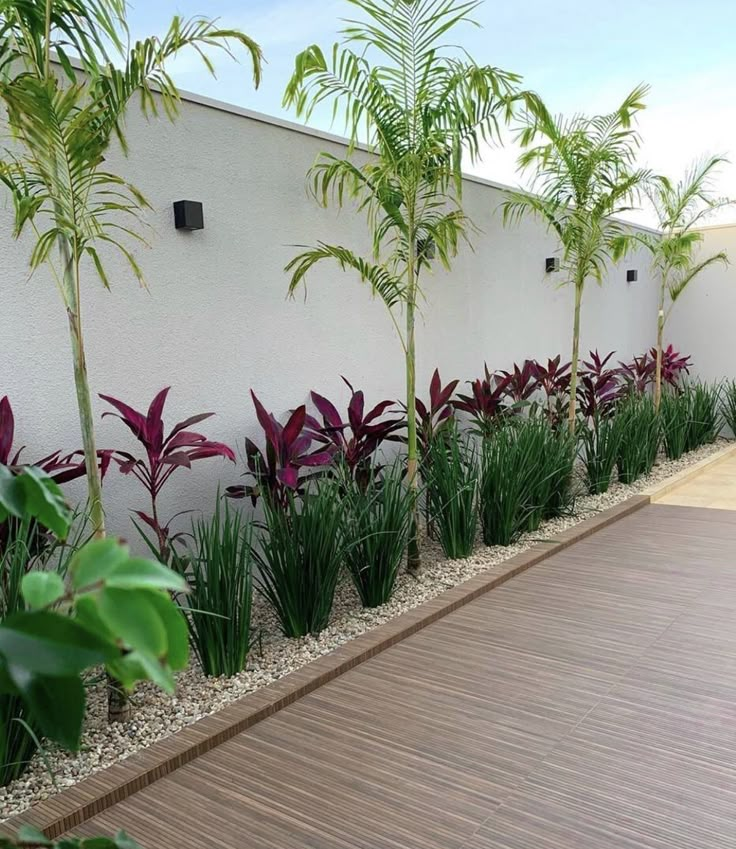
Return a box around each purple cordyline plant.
[651,345,692,389]
[415,369,459,459]
[227,391,334,509]
[0,395,109,484]
[498,359,540,405]
[576,350,622,419]
[619,353,656,395]
[533,356,572,426]
[307,377,404,489]
[101,388,235,562]
[453,365,512,437]
[1,395,111,554]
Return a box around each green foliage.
[425,432,478,560]
[660,391,690,460]
[0,1,262,538]
[255,481,344,637]
[283,0,525,569]
[543,426,577,519]
[616,394,660,484]
[341,463,414,608]
[685,381,722,451]
[0,825,140,849]
[479,418,568,546]
[503,86,649,427]
[177,498,254,678]
[0,467,190,759]
[579,412,622,495]
[721,379,736,438]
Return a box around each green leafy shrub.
[1,518,42,786]
[342,463,414,608]
[660,391,690,460]
[425,431,478,559]
[722,379,736,439]
[177,498,254,677]
[479,418,567,546]
[579,411,622,494]
[617,394,660,484]
[685,381,722,450]
[544,426,577,519]
[255,480,344,637]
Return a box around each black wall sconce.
[545,257,560,273]
[173,200,204,231]
[627,269,638,283]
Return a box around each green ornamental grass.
[255,480,344,638]
[617,394,661,484]
[425,431,479,560]
[178,498,254,678]
[342,463,414,608]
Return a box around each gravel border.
[0,439,728,822]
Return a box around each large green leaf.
[16,467,72,539]
[0,612,116,677]
[97,588,167,657]
[146,591,189,670]
[9,667,86,750]
[0,465,24,521]
[107,558,187,593]
[21,572,65,609]
[70,538,129,590]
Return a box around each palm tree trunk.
[654,286,665,411]
[567,278,584,433]
[405,284,420,575]
[62,243,131,723]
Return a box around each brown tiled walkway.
[74,505,736,849]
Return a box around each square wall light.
[627,269,638,283]
[173,200,204,231]
[546,257,560,273]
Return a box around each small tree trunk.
[405,292,420,575]
[654,288,665,411]
[63,244,130,723]
[567,279,584,433]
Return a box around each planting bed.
[0,439,728,824]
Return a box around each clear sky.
[127,0,736,224]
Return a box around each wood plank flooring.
[72,505,736,849]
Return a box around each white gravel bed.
[0,439,728,822]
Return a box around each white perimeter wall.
[668,224,736,384]
[1,92,661,541]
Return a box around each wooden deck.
[72,504,736,849]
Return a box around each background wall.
[0,92,661,542]
[668,224,736,384]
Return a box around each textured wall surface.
[667,224,736,384]
[0,92,660,541]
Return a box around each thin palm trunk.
[654,284,666,411]
[62,243,131,722]
[406,237,420,575]
[567,278,584,433]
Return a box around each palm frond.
[285,243,407,310]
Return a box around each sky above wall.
[127,0,736,226]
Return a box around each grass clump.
[425,430,478,559]
[178,497,254,677]
[617,394,660,484]
[255,480,343,637]
[342,462,414,608]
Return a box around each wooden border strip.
[2,494,650,839]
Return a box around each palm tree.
[502,86,650,431]
[283,0,525,571]
[0,1,261,721]
[614,156,731,408]
[0,2,261,544]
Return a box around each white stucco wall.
[1,92,660,541]
[667,224,736,383]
